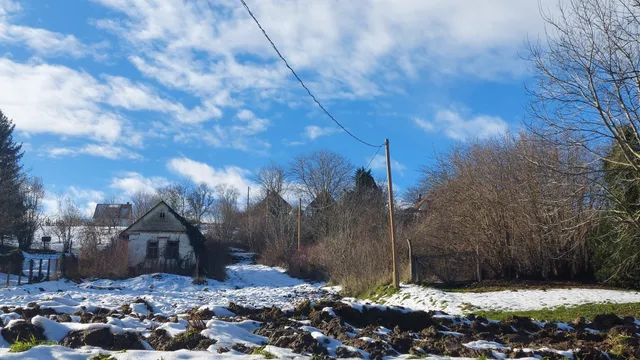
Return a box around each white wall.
[126,232,195,268]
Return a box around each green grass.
[89,354,117,360]
[477,302,640,322]
[357,284,399,302]
[9,336,56,353]
[252,345,277,359]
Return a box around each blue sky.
[0,0,556,215]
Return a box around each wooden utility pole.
[297,198,302,250]
[385,139,399,289]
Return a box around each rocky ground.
[0,294,638,359]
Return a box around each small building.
[305,191,335,217]
[119,201,205,275]
[251,190,293,218]
[93,203,134,227]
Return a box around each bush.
[0,248,24,275]
[200,239,231,281]
[286,246,327,283]
[78,235,129,279]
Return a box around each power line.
[238,0,383,148]
[364,145,383,171]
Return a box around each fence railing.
[407,239,481,284]
[1,252,62,288]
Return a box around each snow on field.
[0,249,636,359]
[0,252,323,316]
[0,345,487,360]
[368,284,640,314]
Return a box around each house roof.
[93,203,133,220]
[120,201,206,253]
[307,191,335,211]
[253,191,292,212]
[412,197,429,212]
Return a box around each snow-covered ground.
[0,252,323,315]
[0,250,639,359]
[356,284,640,315]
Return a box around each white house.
[119,201,205,274]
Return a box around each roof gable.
[120,201,206,255]
[122,201,185,233]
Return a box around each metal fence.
[407,239,480,284]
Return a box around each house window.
[165,241,180,260]
[160,212,166,219]
[146,241,159,259]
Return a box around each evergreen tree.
[354,167,378,193]
[0,110,25,244]
[592,125,640,286]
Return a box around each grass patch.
[89,354,117,360]
[356,284,399,302]
[9,335,56,353]
[252,345,277,359]
[429,280,638,293]
[477,302,640,322]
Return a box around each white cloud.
[65,186,106,217]
[368,154,407,176]
[103,76,222,123]
[176,109,271,152]
[167,157,256,193]
[304,125,339,140]
[94,0,554,103]
[0,1,103,58]
[110,172,169,196]
[0,58,229,147]
[415,109,508,141]
[0,59,125,142]
[45,143,142,160]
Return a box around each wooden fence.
[407,239,481,284]
[0,252,62,288]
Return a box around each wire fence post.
[407,239,414,283]
[28,260,34,284]
[5,270,9,288]
[46,259,51,281]
[38,259,43,282]
[297,198,302,251]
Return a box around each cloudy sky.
[0,0,556,215]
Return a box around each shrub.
[78,234,129,279]
[200,239,231,281]
[286,246,327,283]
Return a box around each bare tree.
[288,149,354,200]
[14,177,45,250]
[253,161,287,196]
[527,0,640,284]
[52,195,84,253]
[188,182,216,226]
[130,190,160,220]
[209,184,240,241]
[157,182,191,218]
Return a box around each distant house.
[408,195,429,217]
[119,201,205,274]
[93,203,134,227]
[305,191,335,217]
[252,190,293,217]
